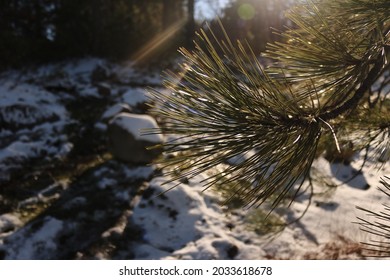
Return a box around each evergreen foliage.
[149,0,390,211]
[357,176,390,257]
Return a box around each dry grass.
[302,235,365,260]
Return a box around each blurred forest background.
[0,0,295,70]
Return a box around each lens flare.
[238,3,256,20]
[131,18,187,65]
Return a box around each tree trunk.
[163,0,180,30]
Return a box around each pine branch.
[148,0,390,211]
[356,176,390,257]
[149,24,322,209]
[319,55,387,121]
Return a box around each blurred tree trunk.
[163,0,181,29]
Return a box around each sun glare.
[131,18,187,65]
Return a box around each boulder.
[107,113,164,164]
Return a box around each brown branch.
[319,58,387,121]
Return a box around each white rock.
[111,113,163,143]
[107,113,164,163]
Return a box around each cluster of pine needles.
[146,0,389,254]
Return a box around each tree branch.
[319,57,387,121]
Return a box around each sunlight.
[131,18,187,65]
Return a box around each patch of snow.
[78,86,100,97]
[131,175,266,259]
[0,83,64,110]
[122,88,149,106]
[129,153,389,260]
[4,217,64,259]
[133,243,173,260]
[62,58,107,76]
[0,80,71,181]
[132,178,206,254]
[122,166,155,180]
[93,164,154,182]
[98,178,117,190]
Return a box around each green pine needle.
[357,176,390,257]
[147,0,389,210]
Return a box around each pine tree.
[149,0,389,214]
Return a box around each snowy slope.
[0,58,389,260]
[129,156,389,260]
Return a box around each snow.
[97,177,118,190]
[122,166,155,179]
[122,88,149,106]
[129,155,389,260]
[111,112,164,143]
[62,58,107,75]
[0,80,71,182]
[5,217,64,259]
[102,103,132,121]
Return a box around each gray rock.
[107,113,164,164]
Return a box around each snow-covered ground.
[130,157,389,260]
[0,58,389,260]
